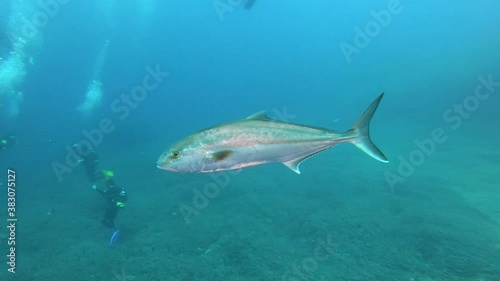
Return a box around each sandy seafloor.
[2,118,499,281]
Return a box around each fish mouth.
[157,164,167,170]
[157,164,176,172]
[156,156,168,169]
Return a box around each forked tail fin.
[346,93,388,163]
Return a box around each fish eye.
[171,151,181,159]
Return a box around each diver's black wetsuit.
[81,151,103,182]
[79,149,127,229]
[95,179,127,229]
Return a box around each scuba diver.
[75,147,128,245]
[92,171,127,230]
[76,147,104,182]
[0,135,17,151]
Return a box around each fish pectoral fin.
[211,150,234,161]
[245,111,271,121]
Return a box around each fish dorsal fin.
[246,111,271,121]
[282,156,310,174]
[211,150,234,161]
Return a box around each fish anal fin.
[211,150,234,161]
[282,148,332,174]
[282,158,303,174]
[282,155,311,174]
[246,111,271,121]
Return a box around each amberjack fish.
[157,93,388,174]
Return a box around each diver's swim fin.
[109,229,120,247]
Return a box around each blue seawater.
[0,1,499,280]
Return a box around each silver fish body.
[157,94,388,174]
